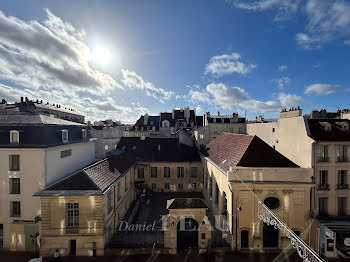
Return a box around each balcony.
[318,183,330,190]
[337,183,349,189]
[65,227,79,234]
[317,156,330,163]
[336,156,349,162]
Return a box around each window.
[317,145,328,162]
[338,197,347,216]
[209,177,213,198]
[9,155,20,171]
[177,167,184,178]
[223,192,228,217]
[67,203,79,227]
[10,201,21,217]
[192,183,196,190]
[10,130,19,143]
[319,170,329,189]
[61,149,72,158]
[152,183,157,190]
[117,182,121,201]
[164,167,170,178]
[178,183,183,190]
[61,129,68,142]
[164,183,170,190]
[215,184,219,204]
[132,146,136,150]
[264,197,280,209]
[200,134,204,140]
[107,190,112,213]
[191,167,197,178]
[241,230,249,248]
[0,224,3,249]
[319,197,328,216]
[137,168,144,179]
[82,129,87,139]
[9,178,20,194]
[151,167,157,178]
[338,170,348,188]
[336,145,348,162]
[201,233,206,239]
[105,145,109,151]
[272,128,275,133]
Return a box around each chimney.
[20,97,24,103]
[218,111,220,116]
[25,97,28,102]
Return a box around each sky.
[0,0,349,124]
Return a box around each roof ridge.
[83,158,108,171]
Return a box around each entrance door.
[70,240,76,255]
[263,224,279,248]
[177,218,198,251]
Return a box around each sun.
[91,46,112,66]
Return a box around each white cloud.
[273,76,291,90]
[205,53,256,77]
[344,39,350,46]
[278,65,288,71]
[304,83,347,95]
[83,97,132,113]
[232,0,300,21]
[189,82,305,113]
[121,69,174,103]
[189,90,212,104]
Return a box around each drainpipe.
[228,178,235,252]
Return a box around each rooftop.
[307,118,350,141]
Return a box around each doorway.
[177,218,198,251]
[70,240,76,255]
[263,224,279,248]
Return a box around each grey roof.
[167,198,207,209]
[0,114,85,126]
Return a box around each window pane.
[9,155,20,171]
[10,178,20,194]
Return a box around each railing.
[337,183,349,189]
[317,157,330,163]
[318,184,330,190]
[336,156,349,162]
[66,227,79,234]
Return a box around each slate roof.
[35,158,135,196]
[307,119,350,141]
[115,137,200,162]
[0,115,90,148]
[201,133,298,171]
[130,115,160,131]
[160,112,175,126]
[167,198,207,209]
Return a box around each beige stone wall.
[247,116,314,168]
[39,170,136,257]
[202,156,314,252]
[134,162,203,192]
[164,208,211,254]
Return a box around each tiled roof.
[167,198,207,209]
[307,119,350,141]
[130,115,160,131]
[202,133,298,171]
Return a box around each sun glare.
[91,46,112,66]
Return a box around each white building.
[0,113,95,251]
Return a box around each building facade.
[247,108,350,258]
[0,114,95,251]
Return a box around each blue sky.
[0,0,349,123]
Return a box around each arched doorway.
[177,218,198,251]
[263,224,279,248]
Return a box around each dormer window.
[319,122,331,131]
[61,129,68,142]
[82,129,87,139]
[10,130,19,144]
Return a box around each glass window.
[338,197,347,216]
[9,178,20,194]
[178,183,183,190]
[10,201,21,217]
[319,197,328,216]
[151,167,157,178]
[10,130,19,143]
[241,230,249,248]
[191,167,197,178]
[82,129,87,139]
[336,145,348,162]
[9,155,20,171]
[107,190,112,213]
[209,176,213,198]
[61,130,68,142]
[192,183,196,190]
[0,224,3,249]
[177,167,184,178]
[138,168,144,179]
[164,183,170,190]
[152,183,157,190]
[338,170,347,185]
[215,183,219,204]
[320,170,328,185]
[317,145,328,162]
[67,203,79,227]
[164,167,170,178]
